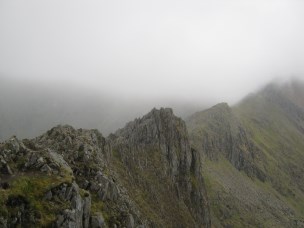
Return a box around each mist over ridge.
[0,76,211,140]
[0,75,303,141]
[1,0,304,106]
[1,1,304,227]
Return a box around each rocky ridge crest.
[0,108,211,228]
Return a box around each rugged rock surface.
[187,103,266,181]
[112,108,210,227]
[0,108,211,227]
[3,80,303,228]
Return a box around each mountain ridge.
[1,79,304,227]
[0,108,211,227]
[187,80,304,227]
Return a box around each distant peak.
[115,107,184,139]
[47,124,76,134]
[141,107,175,122]
[187,102,232,126]
[260,77,304,93]
[204,102,231,114]
[137,107,177,125]
[150,107,174,115]
[212,102,230,109]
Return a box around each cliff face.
[0,108,211,228]
[187,103,265,181]
[112,108,210,227]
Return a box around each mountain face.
[187,81,304,227]
[187,103,266,181]
[1,80,304,228]
[0,108,211,227]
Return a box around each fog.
[1,0,304,139]
[0,76,205,140]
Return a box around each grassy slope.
[187,84,304,227]
[203,158,296,228]
[0,173,73,226]
[235,91,304,216]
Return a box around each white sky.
[1,0,304,104]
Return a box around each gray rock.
[25,153,39,167]
[96,176,119,201]
[44,191,53,200]
[49,149,72,174]
[37,157,44,163]
[0,157,13,175]
[83,195,91,228]
[56,209,77,228]
[1,163,13,175]
[56,214,65,226]
[40,164,52,173]
[0,217,7,228]
[9,137,21,152]
[51,181,92,228]
[126,213,135,228]
[90,213,105,228]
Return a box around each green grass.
[234,93,304,220]
[0,173,73,226]
[91,194,110,223]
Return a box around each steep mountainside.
[187,81,304,227]
[0,108,210,227]
[1,79,304,228]
[187,103,266,181]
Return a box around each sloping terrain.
[0,108,210,227]
[1,79,304,228]
[187,81,304,227]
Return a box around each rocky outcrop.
[47,182,91,228]
[187,82,304,227]
[34,125,148,227]
[113,108,210,227]
[0,135,93,228]
[0,108,211,227]
[90,213,106,228]
[187,103,266,181]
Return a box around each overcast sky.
[1,0,304,104]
